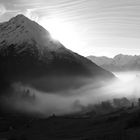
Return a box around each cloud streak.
[0,4,6,16]
[1,0,140,57]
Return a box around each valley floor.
[1,107,140,140]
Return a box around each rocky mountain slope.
[0,14,115,93]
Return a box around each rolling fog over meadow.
[2,71,140,117]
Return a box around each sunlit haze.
[114,72,138,82]
[38,17,81,52]
[1,0,140,57]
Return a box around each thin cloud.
[0,4,6,16]
[1,0,140,56]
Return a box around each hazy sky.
[1,0,140,57]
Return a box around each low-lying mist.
[2,71,140,117]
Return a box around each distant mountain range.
[87,54,140,71]
[0,14,115,94]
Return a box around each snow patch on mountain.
[0,14,64,55]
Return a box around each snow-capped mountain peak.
[0,14,115,94]
[0,14,64,55]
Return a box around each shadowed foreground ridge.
[1,98,140,140]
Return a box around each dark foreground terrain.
[1,106,140,140]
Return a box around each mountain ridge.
[0,14,115,93]
[87,54,140,71]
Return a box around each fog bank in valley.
[2,71,140,117]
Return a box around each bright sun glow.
[38,17,81,51]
